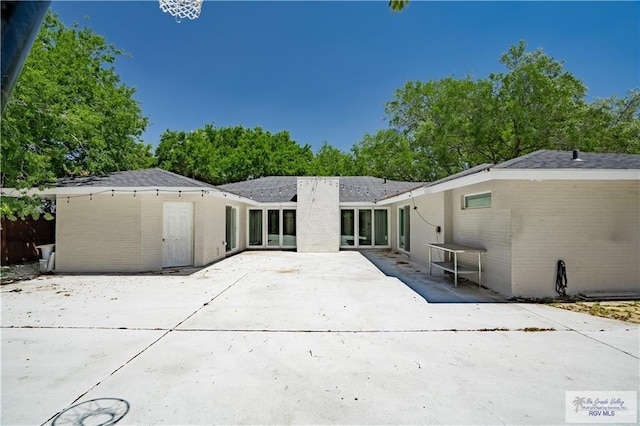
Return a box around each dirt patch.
[1,262,41,285]
[551,301,640,324]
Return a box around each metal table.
[427,243,486,287]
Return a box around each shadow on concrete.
[361,249,507,303]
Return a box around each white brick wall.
[390,193,446,266]
[55,193,232,273]
[55,194,144,272]
[450,181,513,296]
[296,177,340,253]
[508,180,640,297]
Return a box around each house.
[9,150,639,298]
[379,150,640,297]
[39,168,237,272]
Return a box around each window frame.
[339,207,390,249]
[247,207,297,248]
[463,191,492,209]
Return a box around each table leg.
[454,252,458,287]
[478,252,482,287]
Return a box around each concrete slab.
[1,272,240,329]
[65,330,637,425]
[1,251,638,425]
[1,328,163,425]
[361,249,506,303]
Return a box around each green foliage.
[311,142,357,176]
[351,129,424,181]
[388,0,410,13]
[156,124,314,184]
[1,12,152,220]
[382,40,639,181]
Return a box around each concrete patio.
[1,251,638,425]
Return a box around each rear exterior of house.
[385,151,640,298]
[54,192,246,273]
[18,150,640,298]
[48,169,246,273]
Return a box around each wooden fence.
[1,217,55,265]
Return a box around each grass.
[550,300,640,324]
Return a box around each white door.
[163,202,194,268]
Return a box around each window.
[267,209,280,247]
[340,208,389,248]
[341,209,355,246]
[249,209,263,246]
[374,209,388,246]
[282,210,296,247]
[248,208,296,248]
[464,192,491,209]
[359,210,372,246]
[398,206,410,251]
[225,206,237,252]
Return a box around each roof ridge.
[152,168,217,188]
[494,149,548,168]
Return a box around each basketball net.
[159,0,203,22]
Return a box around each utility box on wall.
[296,177,340,253]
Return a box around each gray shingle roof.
[56,168,217,188]
[339,177,424,202]
[218,176,423,203]
[218,176,298,202]
[423,163,493,189]
[494,150,640,170]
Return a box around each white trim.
[491,169,640,181]
[339,201,379,207]
[377,168,639,204]
[375,187,427,206]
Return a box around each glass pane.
[340,209,355,246]
[359,210,372,246]
[267,210,280,246]
[404,205,411,251]
[399,207,405,249]
[226,206,237,251]
[249,210,262,246]
[374,209,388,246]
[230,207,237,250]
[465,193,491,209]
[283,209,296,247]
[225,206,232,252]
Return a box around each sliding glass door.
[374,209,388,246]
[341,210,355,246]
[283,210,296,247]
[267,209,280,247]
[398,205,410,252]
[340,208,388,248]
[248,208,296,248]
[249,209,263,246]
[358,210,372,246]
[225,206,237,252]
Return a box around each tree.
[352,129,424,181]
[382,41,638,181]
[156,124,314,185]
[311,142,357,176]
[1,12,152,219]
[388,0,410,13]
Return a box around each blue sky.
[49,1,639,153]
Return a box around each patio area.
[2,251,638,424]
